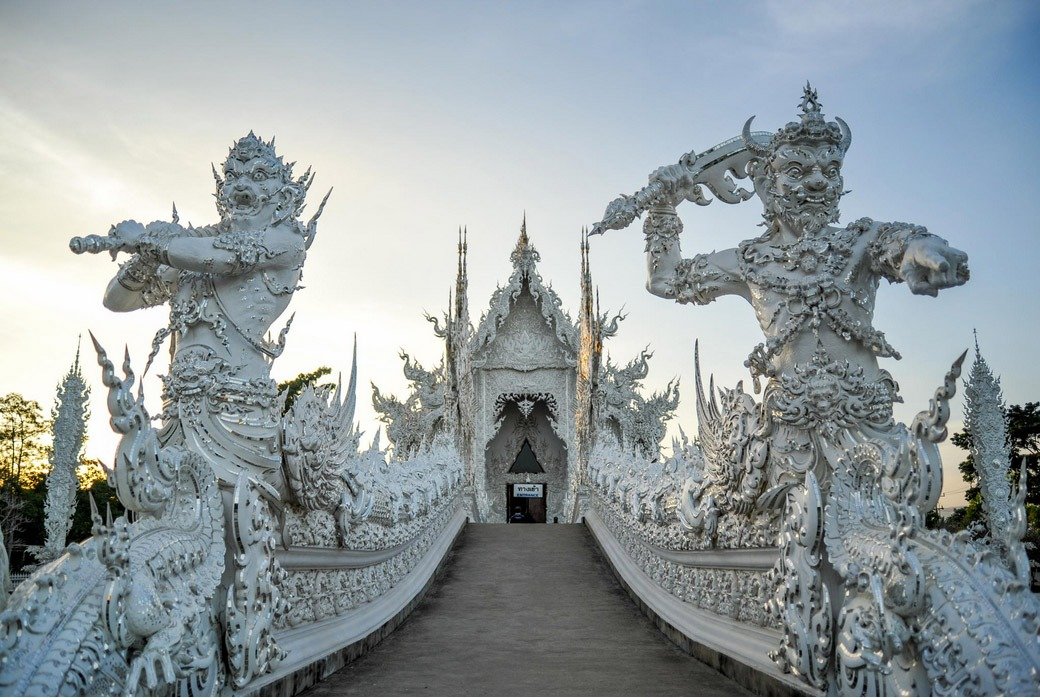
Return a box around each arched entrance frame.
[484,396,568,522]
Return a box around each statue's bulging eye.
[225,171,236,180]
[784,166,802,177]
[253,171,268,181]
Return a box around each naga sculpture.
[599,350,679,461]
[592,85,1040,694]
[0,338,225,695]
[372,352,448,459]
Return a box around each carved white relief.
[29,347,89,565]
[478,292,573,371]
[471,224,578,363]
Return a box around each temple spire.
[518,212,529,248]
[457,226,464,279]
[964,333,1012,547]
[30,341,90,564]
[455,226,469,328]
[510,213,539,271]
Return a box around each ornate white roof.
[471,219,578,365]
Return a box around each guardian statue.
[592,86,1040,694]
[72,132,329,488]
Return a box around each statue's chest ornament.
[738,225,899,389]
[187,230,300,360]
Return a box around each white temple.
[373,219,678,523]
[4,93,1039,696]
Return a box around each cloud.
[0,99,165,219]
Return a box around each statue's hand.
[900,237,969,296]
[109,219,147,249]
[650,164,694,197]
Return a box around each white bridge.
[1,118,1039,696]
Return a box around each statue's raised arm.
[73,132,331,316]
[590,129,776,310]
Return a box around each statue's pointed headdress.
[211,132,331,237]
[226,131,288,171]
[741,83,852,158]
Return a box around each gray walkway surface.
[305,524,749,696]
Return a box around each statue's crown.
[226,131,285,170]
[774,84,845,149]
[742,83,852,158]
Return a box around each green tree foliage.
[0,393,50,485]
[277,366,333,414]
[0,393,51,564]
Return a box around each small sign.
[513,483,543,498]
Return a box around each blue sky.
[1,1,1037,507]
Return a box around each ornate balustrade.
[585,441,809,695]
[248,505,466,695]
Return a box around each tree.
[277,366,333,414]
[0,394,50,559]
[0,393,50,486]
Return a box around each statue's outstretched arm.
[101,219,302,276]
[868,221,969,296]
[644,204,747,305]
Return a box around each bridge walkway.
[305,523,748,696]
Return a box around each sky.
[1,0,1038,508]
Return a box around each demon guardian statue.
[88,132,329,489]
[0,134,464,696]
[592,86,1039,695]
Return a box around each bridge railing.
[583,370,1040,698]
[0,345,467,697]
[248,501,466,696]
[583,443,812,696]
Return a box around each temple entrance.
[485,395,568,522]
[506,483,547,523]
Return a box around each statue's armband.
[212,229,286,275]
[671,253,741,305]
[115,255,174,308]
[868,220,933,283]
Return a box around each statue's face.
[219,155,288,224]
[767,144,844,235]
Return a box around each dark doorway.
[506,483,547,523]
